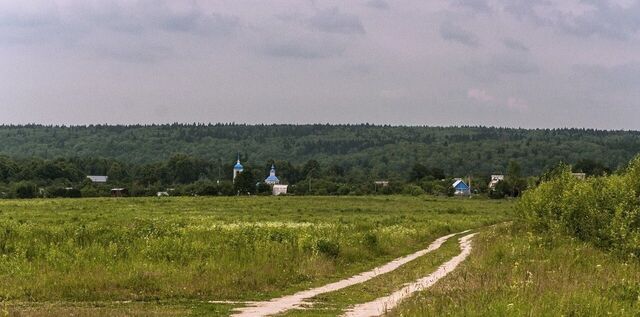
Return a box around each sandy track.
[342,233,477,317]
[230,230,468,317]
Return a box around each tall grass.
[518,156,640,258]
[0,196,511,303]
[390,223,640,316]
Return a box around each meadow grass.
[390,222,640,316]
[3,301,216,317]
[0,196,512,316]
[280,237,463,317]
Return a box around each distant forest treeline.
[1,124,638,198]
[1,124,639,178]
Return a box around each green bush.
[13,182,37,199]
[315,238,340,258]
[518,156,640,259]
[362,232,379,250]
[403,185,424,196]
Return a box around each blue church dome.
[264,164,280,184]
[265,175,280,183]
[233,153,244,171]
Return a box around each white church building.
[233,155,244,183]
[264,164,280,185]
[265,164,287,195]
[232,157,287,195]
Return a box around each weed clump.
[362,232,378,249]
[315,239,340,258]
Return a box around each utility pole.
[307,167,316,194]
[217,157,221,184]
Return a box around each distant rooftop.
[87,175,108,183]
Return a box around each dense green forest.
[2,124,639,175]
[0,124,638,198]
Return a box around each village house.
[87,175,108,183]
[488,175,504,189]
[110,188,128,197]
[272,184,288,196]
[374,180,389,192]
[452,179,471,196]
[572,173,586,180]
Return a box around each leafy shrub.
[48,187,82,198]
[518,156,640,258]
[403,185,424,196]
[13,182,37,199]
[315,238,340,258]
[362,232,378,249]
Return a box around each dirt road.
[230,230,469,317]
[343,233,477,317]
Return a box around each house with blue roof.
[452,179,471,196]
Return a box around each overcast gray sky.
[1,0,640,129]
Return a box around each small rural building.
[264,164,280,185]
[156,191,169,197]
[110,188,128,197]
[273,184,288,196]
[374,180,389,192]
[572,173,586,180]
[87,175,108,183]
[452,179,471,196]
[488,175,504,189]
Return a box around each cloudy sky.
[1,0,640,129]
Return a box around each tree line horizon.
[0,124,637,198]
[1,123,639,132]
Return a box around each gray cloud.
[261,39,346,59]
[95,43,173,63]
[462,53,538,83]
[439,21,479,47]
[452,0,493,13]
[502,38,529,52]
[564,3,640,39]
[504,0,640,40]
[489,55,538,74]
[0,5,59,28]
[159,11,239,36]
[365,0,390,10]
[0,1,639,129]
[308,7,366,34]
[572,63,640,90]
[257,7,363,59]
[0,2,240,48]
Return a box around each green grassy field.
[390,223,640,316]
[2,196,637,316]
[1,196,511,316]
